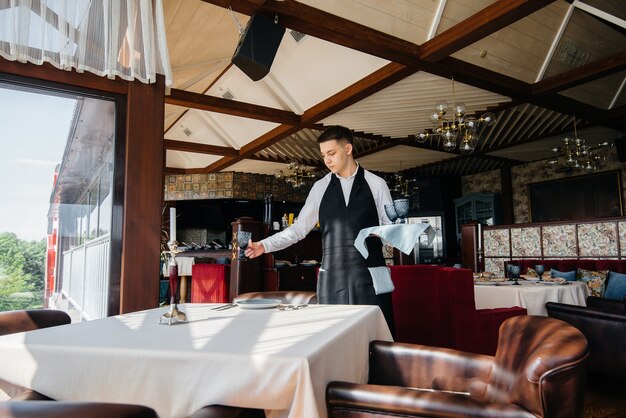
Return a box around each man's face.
[319,139,352,175]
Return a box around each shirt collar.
[336,162,360,180]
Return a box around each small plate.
[235,299,282,309]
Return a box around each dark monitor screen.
[528,170,623,222]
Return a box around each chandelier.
[416,77,496,154]
[547,116,611,172]
[273,161,315,188]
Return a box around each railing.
[61,234,110,320]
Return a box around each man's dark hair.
[317,125,353,145]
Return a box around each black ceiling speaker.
[231,14,285,81]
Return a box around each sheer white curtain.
[0,0,172,87]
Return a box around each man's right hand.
[244,239,265,259]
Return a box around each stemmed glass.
[237,231,252,260]
[384,204,399,224]
[508,264,521,285]
[534,264,545,281]
[393,198,410,223]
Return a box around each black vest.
[317,166,385,304]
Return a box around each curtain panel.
[0,0,172,87]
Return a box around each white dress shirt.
[261,163,393,253]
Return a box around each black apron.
[317,166,395,334]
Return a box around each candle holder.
[159,240,187,325]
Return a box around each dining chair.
[0,401,158,418]
[438,267,527,355]
[0,309,71,336]
[235,290,317,304]
[326,315,589,418]
[547,297,626,380]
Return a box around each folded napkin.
[354,224,435,259]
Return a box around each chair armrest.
[546,301,626,379]
[0,401,157,418]
[368,341,493,392]
[586,296,625,314]
[326,382,535,418]
[0,310,71,336]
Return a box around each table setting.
[0,303,391,418]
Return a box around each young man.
[245,125,395,332]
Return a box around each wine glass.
[384,204,399,224]
[509,264,521,285]
[393,198,409,223]
[534,264,545,281]
[237,231,252,260]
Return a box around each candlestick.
[159,239,187,325]
[170,207,176,242]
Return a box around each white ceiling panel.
[166,150,223,169]
[358,145,457,172]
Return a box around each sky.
[0,87,76,241]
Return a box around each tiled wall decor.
[542,225,577,257]
[578,222,618,257]
[163,172,312,202]
[483,229,510,257]
[483,218,626,276]
[511,227,541,257]
[463,148,626,224]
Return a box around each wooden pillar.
[460,221,481,272]
[500,166,514,224]
[229,217,263,301]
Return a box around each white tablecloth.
[162,256,195,276]
[474,281,589,316]
[0,304,391,418]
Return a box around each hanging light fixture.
[547,116,611,172]
[416,77,496,154]
[273,161,315,188]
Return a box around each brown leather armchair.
[327,316,589,418]
[0,401,157,418]
[0,310,71,336]
[547,296,626,380]
[235,291,317,304]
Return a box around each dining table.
[474,280,589,316]
[0,303,391,418]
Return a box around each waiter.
[245,125,395,333]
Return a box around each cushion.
[605,271,626,300]
[551,268,576,282]
[576,269,609,297]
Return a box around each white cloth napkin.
[354,224,435,259]
[368,266,395,295]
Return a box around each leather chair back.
[485,316,589,418]
[235,291,317,304]
[0,310,71,336]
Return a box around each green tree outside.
[0,232,46,311]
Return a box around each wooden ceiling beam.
[532,50,626,96]
[420,0,556,62]
[166,89,299,125]
[164,139,239,156]
[203,62,418,172]
[200,0,420,66]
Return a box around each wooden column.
[460,221,481,272]
[229,217,263,301]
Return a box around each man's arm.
[245,179,324,259]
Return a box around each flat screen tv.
[528,170,623,222]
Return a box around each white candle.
[170,207,177,242]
